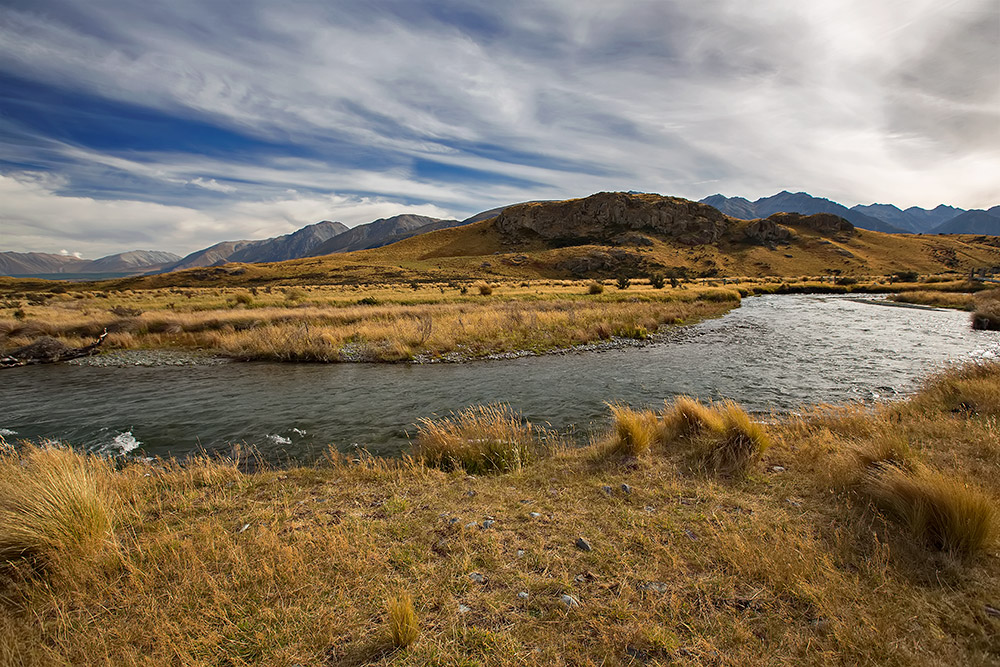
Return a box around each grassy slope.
[1,363,998,665]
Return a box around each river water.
[2,295,998,461]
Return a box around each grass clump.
[587,280,604,295]
[607,404,656,457]
[971,287,1000,330]
[865,464,996,556]
[414,404,547,474]
[658,397,768,475]
[475,281,493,296]
[387,591,419,648]
[0,445,118,570]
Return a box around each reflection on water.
[2,295,998,461]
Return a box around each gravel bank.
[67,350,232,367]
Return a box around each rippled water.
[2,295,998,461]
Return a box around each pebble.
[458,604,471,614]
[448,517,459,525]
[620,484,633,494]
[637,581,669,594]
[237,523,250,534]
[529,512,542,518]
[601,485,613,495]
[684,529,698,541]
[517,591,529,600]
[770,465,786,473]
[560,594,580,608]
[516,550,525,558]
[481,519,495,530]
[466,490,477,497]
[469,572,487,584]
[643,506,655,513]
[986,604,1000,618]
[465,522,478,529]
[575,537,593,552]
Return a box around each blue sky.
[1,0,998,257]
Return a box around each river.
[2,294,998,461]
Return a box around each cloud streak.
[0,0,997,256]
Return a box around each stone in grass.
[458,603,471,614]
[481,519,495,530]
[575,537,593,552]
[469,572,487,585]
[620,484,633,494]
[517,591,529,600]
[560,594,581,608]
[529,512,542,518]
[637,581,669,594]
[601,485,613,495]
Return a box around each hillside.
[853,203,963,233]
[112,192,1000,289]
[930,210,1000,235]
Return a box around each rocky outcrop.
[744,219,793,246]
[495,192,731,247]
[556,249,646,276]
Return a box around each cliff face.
[495,192,731,246]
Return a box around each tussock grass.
[387,591,419,648]
[607,404,656,457]
[660,395,724,441]
[708,401,772,475]
[971,287,1000,329]
[414,404,550,474]
[865,464,996,556]
[0,445,118,569]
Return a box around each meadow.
[0,361,997,665]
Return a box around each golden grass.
[414,404,552,474]
[0,282,739,362]
[889,290,976,309]
[865,464,996,556]
[387,591,419,648]
[0,445,118,570]
[661,395,725,441]
[971,286,1000,330]
[607,404,656,457]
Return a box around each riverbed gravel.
[67,350,232,367]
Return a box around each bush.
[109,305,143,317]
[233,292,254,307]
[971,287,1000,330]
[414,404,548,474]
[891,271,919,283]
[865,464,996,556]
[0,445,118,570]
[616,276,631,290]
[649,274,666,289]
[588,281,604,295]
[475,282,493,296]
[357,296,379,306]
[834,276,858,286]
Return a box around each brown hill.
[111,192,1000,289]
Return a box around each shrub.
[414,404,546,474]
[971,287,1000,330]
[608,404,656,457]
[109,305,143,317]
[616,276,631,290]
[649,274,666,289]
[0,445,118,570]
[13,308,26,321]
[357,296,379,306]
[891,270,919,283]
[670,277,680,288]
[834,276,858,286]
[865,465,996,556]
[387,591,419,648]
[475,282,493,296]
[588,281,604,295]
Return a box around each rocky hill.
[851,203,964,233]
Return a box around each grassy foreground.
[1,363,999,665]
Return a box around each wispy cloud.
[0,0,997,256]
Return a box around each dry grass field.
[1,362,997,665]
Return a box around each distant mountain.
[164,220,348,271]
[930,210,1000,235]
[851,203,963,233]
[0,250,181,277]
[701,191,906,233]
[309,215,461,256]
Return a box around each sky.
[1,0,998,258]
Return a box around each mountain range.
[701,191,1000,235]
[4,191,999,279]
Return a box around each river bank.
[1,361,997,665]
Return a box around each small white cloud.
[190,177,237,193]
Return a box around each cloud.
[0,0,997,256]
